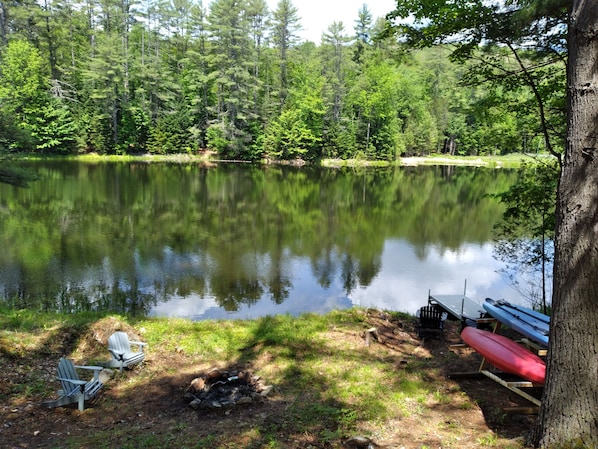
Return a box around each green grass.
[0,307,526,449]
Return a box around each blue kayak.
[482,298,550,347]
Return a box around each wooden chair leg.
[78,384,86,411]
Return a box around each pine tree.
[353,3,371,65]
[270,0,300,109]
[207,0,257,158]
[320,21,353,157]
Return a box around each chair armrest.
[108,349,126,360]
[57,377,88,392]
[74,365,104,381]
[129,341,148,351]
[74,365,104,371]
[57,377,87,386]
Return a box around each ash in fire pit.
[184,368,272,412]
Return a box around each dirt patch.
[0,313,537,448]
[364,313,538,441]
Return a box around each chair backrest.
[108,331,131,352]
[57,357,80,395]
[419,305,444,329]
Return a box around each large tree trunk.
[531,2,598,447]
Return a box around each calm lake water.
[0,161,533,320]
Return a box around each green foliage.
[146,113,190,154]
[119,106,150,153]
[27,102,78,153]
[495,160,558,242]
[0,111,34,152]
[350,59,402,159]
[0,39,81,153]
[0,0,564,159]
[76,110,111,154]
[0,40,48,151]
[493,159,558,308]
[0,40,46,111]
[385,0,567,158]
[206,123,230,153]
[264,109,318,160]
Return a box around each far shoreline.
[14,151,553,168]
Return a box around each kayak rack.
[450,339,543,409]
[449,364,542,408]
[479,370,541,407]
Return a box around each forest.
[0,0,565,161]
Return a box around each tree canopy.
[385,0,568,160]
[0,0,559,160]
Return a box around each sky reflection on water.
[1,162,541,320]
[150,239,527,320]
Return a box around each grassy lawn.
[0,307,531,448]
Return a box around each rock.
[206,368,228,380]
[220,400,236,409]
[99,369,114,384]
[183,392,197,403]
[186,367,271,411]
[342,435,376,448]
[189,377,205,392]
[236,396,253,405]
[238,371,252,383]
[259,385,273,396]
[197,401,213,410]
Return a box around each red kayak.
[461,326,546,384]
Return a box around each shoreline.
[14,152,552,168]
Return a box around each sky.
[268,0,397,43]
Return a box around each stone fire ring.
[183,368,273,412]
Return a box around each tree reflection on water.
[0,161,521,319]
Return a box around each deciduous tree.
[531,1,598,446]
[385,0,567,158]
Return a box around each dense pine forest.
[0,0,565,160]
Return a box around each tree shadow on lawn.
[424,320,540,443]
[1,311,535,449]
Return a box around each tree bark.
[0,1,7,46]
[531,1,598,447]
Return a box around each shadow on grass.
[428,322,540,444]
[0,309,531,449]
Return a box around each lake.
[0,160,534,320]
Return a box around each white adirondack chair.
[41,357,104,411]
[106,331,147,373]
